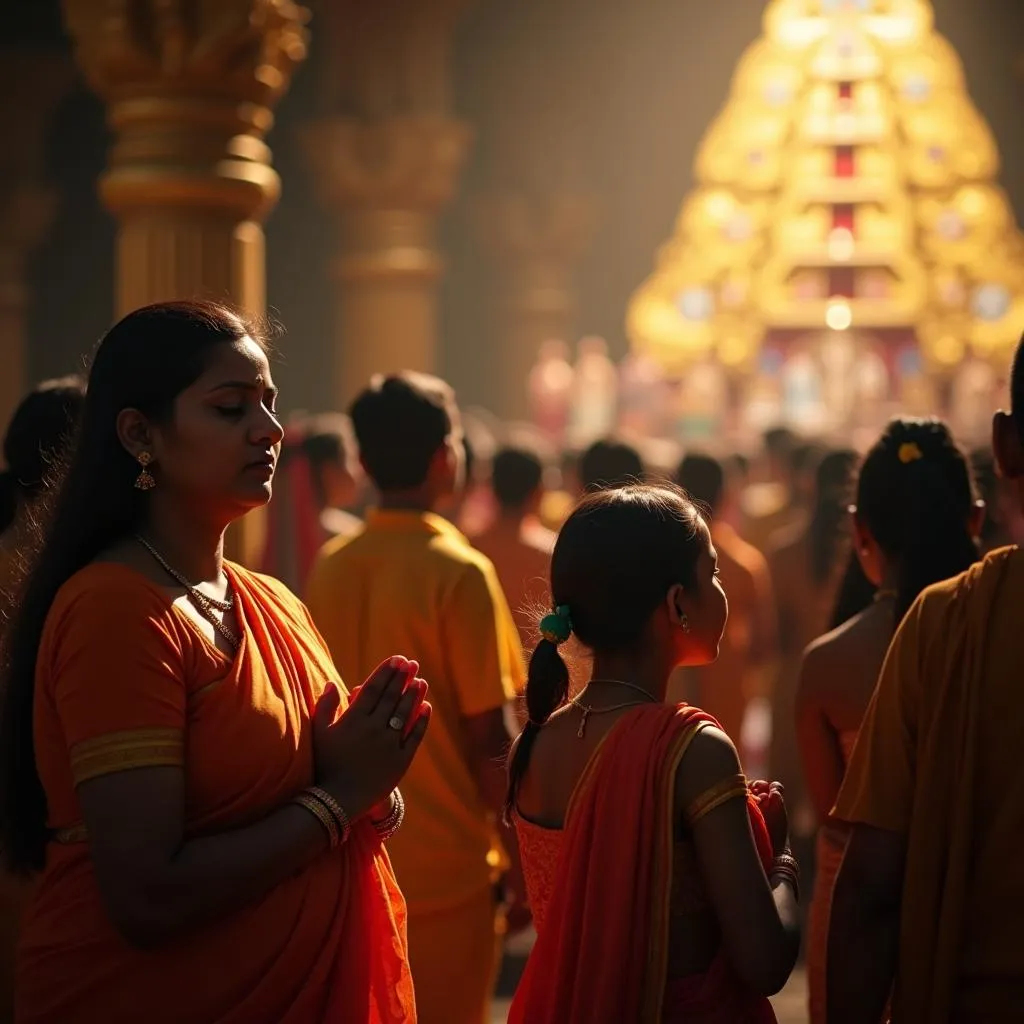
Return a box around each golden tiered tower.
[628,0,1024,441]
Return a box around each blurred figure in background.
[578,437,644,492]
[474,445,554,650]
[0,375,85,1024]
[453,410,502,538]
[528,340,574,447]
[720,453,752,532]
[259,414,363,593]
[671,454,776,765]
[303,414,363,542]
[742,428,805,552]
[0,377,86,586]
[768,449,857,841]
[538,448,579,532]
[796,419,979,1022]
[307,373,527,1024]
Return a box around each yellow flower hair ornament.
[898,442,923,465]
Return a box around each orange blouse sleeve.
[43,573,188,787]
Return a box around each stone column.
[478,191,594,419]
[63,0,309,565]
[63,0,309,319]
[303,0,472,405]
[0,53,71,431]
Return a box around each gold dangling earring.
[134,451,156,491]
[680,613,691,634]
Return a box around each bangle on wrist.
[770,851,801,902]
[293,793,340,849]
[372,789,405,841]
[306,786,353,846]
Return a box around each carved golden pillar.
[303,0,472,404]
[63,0,309,318]
[478,192,594,418]
[64,0,309,565]
[0,53,71,432]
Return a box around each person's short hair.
[349,373,454,492]
[676,453,725,515]
[579,438,644,491]
[492,446,544,511]
[302,414,354,472]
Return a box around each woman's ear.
[665,582,689,630]
[115,408,153,461]
[993,411,1024,481]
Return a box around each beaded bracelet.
[372,790,405,841]
[293,792,340,849]
[306,786,353,846]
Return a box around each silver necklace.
[136,535,240,649]
[571,678,659,738]
[586,678,660,701]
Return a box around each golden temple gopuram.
[628,0,1024,442]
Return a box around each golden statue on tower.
[628,0,1024,442]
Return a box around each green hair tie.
[540,606,573,646]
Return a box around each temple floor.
[490,966,809,1022]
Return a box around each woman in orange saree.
[506,486,801,1023]
[0,302,430,1023]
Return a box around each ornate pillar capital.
[303,0,472,403]
[478,190,595,417]
[64,0,309,227]
[304,116,472,284]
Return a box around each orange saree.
[17,562,414,1024]
[510,704,776,1024]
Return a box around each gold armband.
[685,774,749,826]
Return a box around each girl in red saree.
[505,485,800,1023]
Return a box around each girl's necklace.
[571,678,659,738]
[136,535,240,650]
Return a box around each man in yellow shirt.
[307,372,527,1024]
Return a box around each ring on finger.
[388,715,405,732]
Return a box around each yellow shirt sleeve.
[831,592,927,834]
[442,560,525,716]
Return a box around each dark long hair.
[808,449,857,585]
[0,377,86,534]
[856,417,978,625]
[504,484,705,818]
[0,301,261,874]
